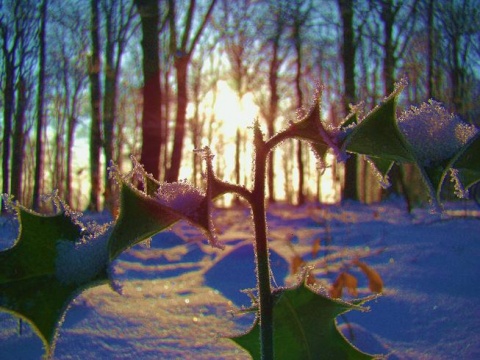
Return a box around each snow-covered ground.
[1,200,479,359]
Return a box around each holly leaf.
[449,133,480,193]
[109,174,223,260]
[408,134,480,205]
[231,283,376,359]
[108,182,181,260]
[0,207,109,358]
[343,93,415,164]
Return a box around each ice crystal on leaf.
[108,155,222,250]
[449,168,469,199]
[155,181,205,215]
[290,88,348,163]
[398,100,478,166]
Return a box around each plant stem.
[251,125,274,360]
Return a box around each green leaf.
[310,141,330,161]
[343,95,415,164]
[288,100,343,159]
[367,158,394,178]
[415,135,480,204]
[0,208,108,357]
[108,182,181,260]
[231,283,376,359]
[108,178,220,260]
[340,112,359,130]
[449,134,480,191]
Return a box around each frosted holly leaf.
[155,181,205,215]
[231,282,377,359]
[286,92,347,162]
[398,100,478,167]
[340,82,480,205]
[396,101,479,203]
[365,157,394,189]
[108,157,222,260]
[446,133,480,198]
[0,205,109,358]
[342,84,414,164]
[55,230,110,286]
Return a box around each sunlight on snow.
[1,201,480,358]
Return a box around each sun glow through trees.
[182,81,339,204]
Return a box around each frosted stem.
[251,124,274,360]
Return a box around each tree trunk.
[102,0,135,209]
[103,37,118,209]
[136,0,163,180]
[88,0,103,212]
[65,114,75,206]
[1,59,15,212]
[338,0,359,202]
[166,56,190,183]
[381,0,396,95]
[65,83,81,207]
[426,0,435,99]
[450,36,464,114]
[32,0,48,211]
[11,77,27,204]
[380,0,403,198]
[294,36,305,206]
[165,0,217,183]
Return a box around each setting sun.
[213,81,259,139]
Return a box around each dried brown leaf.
[329,272,359,299]
[355,261,383,293]
[311,238,321,258]
[342,272,359,297]
[329,273,344,298]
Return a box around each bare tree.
[337,0,359,201]
[436,0,480,119]
[11,76,28,204]
[367,0,419,199]
[135,0,163,181]
[286,0,314,205]
[216,0,262,195]
[367,0,419,94]
[32,0,48,210]
[0,5,16,209]
[256,0,289,203]
[48,0,90,207]
[165,0,218,183]
[189,43,218,187]
[100,0,138,208]
[1,0,39,209]
[87,0,103,211]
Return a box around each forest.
[1,0,479,212]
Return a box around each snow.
[155,181,206,215]
[398,100,478,166]
[1,200,479,359]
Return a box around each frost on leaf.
[288,89,347,163]
[55,231,110,286]
[0,205,109,358]
[449,168,469,199]
[155,181,205,216]
[108,156,222,260]
[231,282,376,359]
[398,100,478,167]
[342,84,414,164]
